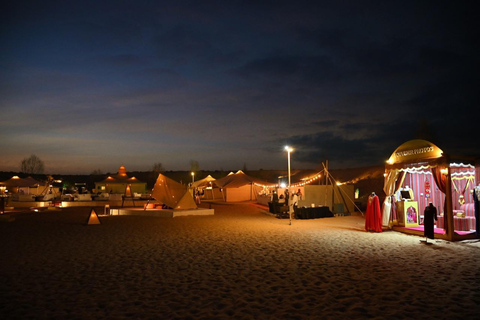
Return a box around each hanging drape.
[381,170,405,226]
[431,166,448,233]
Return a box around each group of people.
[271,188,302,217]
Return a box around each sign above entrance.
[387,139,443,165]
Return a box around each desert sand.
[1,203,479,319]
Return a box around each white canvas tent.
[192,175,216,188]
[214,170,271,202]
[0,176,49,196]
[192,175,222,200]
[152,174,197,210]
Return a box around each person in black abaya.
[424,203,437,241]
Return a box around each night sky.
[1,1,478,174]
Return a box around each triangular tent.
[152,174,197,210]
[192,175,216,188]
[86,208,101,225]
[124,184,132,197]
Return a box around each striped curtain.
[451,165,475,209]
[405,172,445,218]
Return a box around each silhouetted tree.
[152,162,165,173]
[91,169,103,175]
[20,154,45,174]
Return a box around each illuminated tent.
[384,139,479,241]
[192,175,222,200]
[214,170,271,202]
[192,175,216,188]
[95,165,146,194]
[152,174,197,210]
[0,176,42,194]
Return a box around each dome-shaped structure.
[387,139,444,165]
[118,165,127,177]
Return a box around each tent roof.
[97,175,144,184]
[151,174,197,210]
[214,170,271,188]
[96,165,144,184]
[387,139,444,165]
[0,176,42,188]
[192,175,216,188]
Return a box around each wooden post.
[445,163,454,241]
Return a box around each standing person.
[423,202,437,242]
[292,192,299,214]
[284,189,289,206]
[296,188,302,200]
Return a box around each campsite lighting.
[284,146,293,188]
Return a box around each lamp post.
[191,172,195,184]
[285,146,293,225]
[284,146,293,188]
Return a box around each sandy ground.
[1,203,479,320]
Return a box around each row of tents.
[153,170,272,210]
[0,170,275,210]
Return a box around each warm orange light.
[440,168,448,175]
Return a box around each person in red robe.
[365,192,382,232]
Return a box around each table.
[295,206,333,219]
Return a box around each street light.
[284,146,294,225]
[191,172,195,183]
[284,146,293,187]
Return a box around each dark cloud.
[1,1,478,173]
[100,54,147,67]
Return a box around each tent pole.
[324,161,329,208]
[445,162,454,241]
[323,163,364,215]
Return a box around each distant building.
[94,165,147,194]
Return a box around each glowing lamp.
[440,168,448,175]
[284,146,293,188]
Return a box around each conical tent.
[152,174,197,210]
[192,175,216,188]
